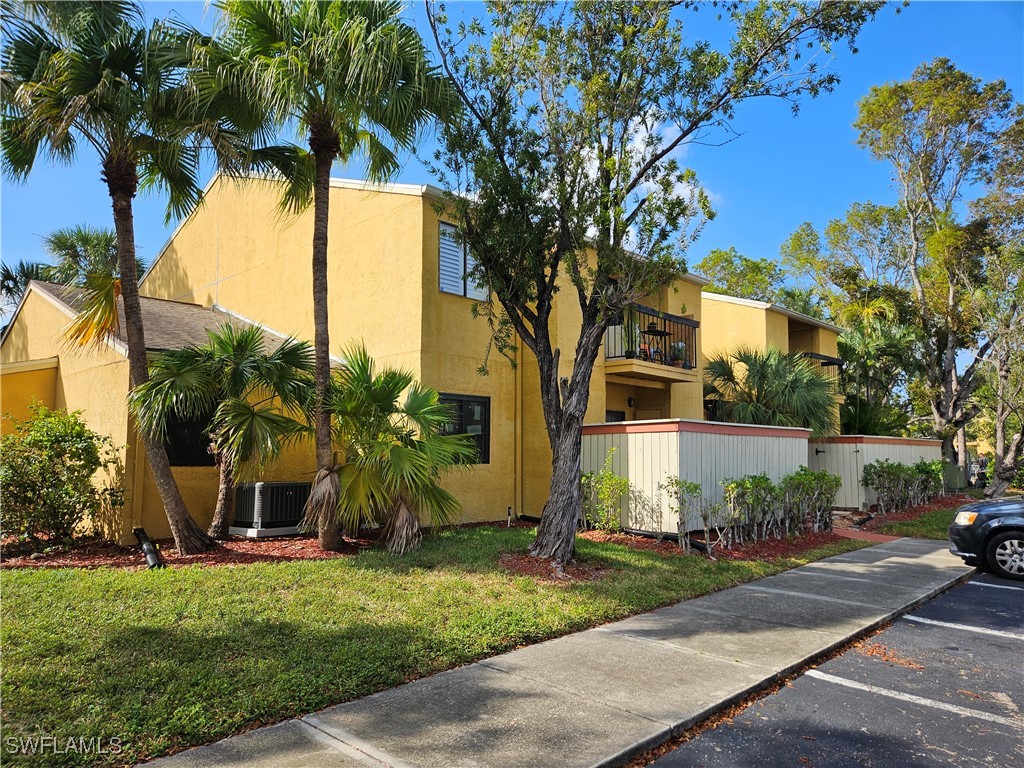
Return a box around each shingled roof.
[28,281,289,352]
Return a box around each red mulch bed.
[498,551,609,582]
[859,494,972,532]
[579,528,852,561]
[0,534,367,571]
[580,530,680,555]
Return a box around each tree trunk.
[529,421,584,563]
[985,431,1022,499]
[309,130,341,551]
[208,451,234,539]
[107,173,215,554]
[528,324,605,564]
[985,360,1023,498]
[956,425,968,471]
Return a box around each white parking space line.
[805,670,1024,730]
[902,614,1024,641]
[966,580,1024,592]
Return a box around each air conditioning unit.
[229,481,311,538]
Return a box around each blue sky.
[2,1,1022,277]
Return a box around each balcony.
[604,304,700,385]
[802,352,844,396]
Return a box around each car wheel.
[985,531,1024,581]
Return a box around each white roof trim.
[701,291,844,334]
[2,281,129,358]
[680,272,711,287]
[328,175,445,199]
[0,356,59,374]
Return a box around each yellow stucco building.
[2,174,818,542]
[700,292,845,409]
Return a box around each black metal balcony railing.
[802,351,844,394]
[604,304,699,369]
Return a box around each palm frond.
[63,270,121,346]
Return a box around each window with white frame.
[439,222,488,300]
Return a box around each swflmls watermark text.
[4,735,124,755]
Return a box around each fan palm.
[0,260,47,312]
[2,1,261,552]
[129,324,315,538]
[1,226,145,340]
[704,346,839,437]
[838,320,918,412]
[303,344,475,555]
[206,0,457,550]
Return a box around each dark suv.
[948,496,1024,581]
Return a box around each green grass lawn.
[1,527,870,767]
[879,506,959,540]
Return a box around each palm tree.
[129,325,315,539]
[311,344,475,554]
[208,0,457,550]
[704,346,839,437]
[2,1,254,553]
[838,319,919,433]
[0,260,47,312]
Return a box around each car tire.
[985,531,1024,581]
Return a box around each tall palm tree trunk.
[310,128,341,551]
[208,451,235,539]
[107,165,215,554]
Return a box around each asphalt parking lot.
[649,572,1024,768]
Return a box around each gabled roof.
[700,292,844,334]
[4,281,288,355]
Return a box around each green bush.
[658,476,702,552]
[780,467,842,533]
[862,458,945,515]
[581,448,629,532]
[722,473,782,545]
[715,467,842,548]
[0,403,122,546]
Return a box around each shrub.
[911,460,944,505]
[722,473,782,545]
[581,448,629,532]
[658,476,702,552]
[780,467,842,533]
[862,458,945,515]
[0,403,122,546]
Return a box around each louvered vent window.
[439,222,488,300]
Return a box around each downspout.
[130,424,146,537]
[515,332,523,519]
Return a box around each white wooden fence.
[581,419,810,534]
[807,436,943,511]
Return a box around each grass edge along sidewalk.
[2,526,869,767]
[146,537,972,768]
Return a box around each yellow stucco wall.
[0,364,58,432]
[765,311,790,351]
[700,296,768,360]
[701,293,843,360]
[418,201,520,523]
[141,176,426,376]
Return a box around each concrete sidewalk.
[148,539,972,768]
